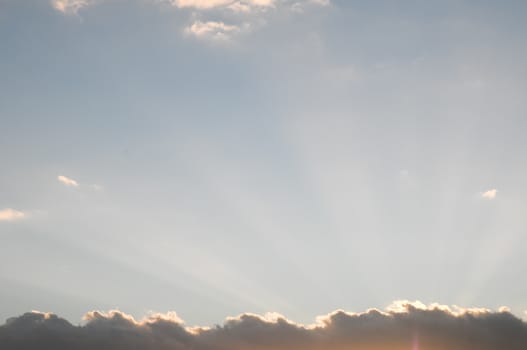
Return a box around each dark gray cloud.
[1,301,527,350]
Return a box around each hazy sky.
[1,0,527,326]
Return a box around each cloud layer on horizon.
[2,301,527,350]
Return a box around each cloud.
[57,175,79,188]
[171,0,234,9]
[1,301,527,349]
[185,20,241,40]
[310,0,330,6]
[227,1,252,13]
[50,1,328,40]
[290,0,330,13]
[89,184,104,191]
[481,188,498,199]
[51,0,94,15]
[0,208,26,222]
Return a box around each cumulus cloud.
[51,0,94,15]
[0,208,26,222]
[57,175,79,188]
[185,20,241,40]
[481,188,498,199]
[1,301,527,350]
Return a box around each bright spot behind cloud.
[0,208,26,222]
[481,188,498,199]
[57,175,79,188]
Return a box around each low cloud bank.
[1,301,526,349]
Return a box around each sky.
[1,0,527,332]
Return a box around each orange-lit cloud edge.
[2,300,527,349]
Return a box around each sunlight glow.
[413,333,419,350]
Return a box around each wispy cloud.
[171,0,239,9]
[481,188,498,199]
[51,0,94,15]
[185,20,241,40]
[57,175,79,188]
[291,0,330,12]
[310,0,330,6]
[227,1,252,13]
[0,208,26,222]
[89,184,104,191]
[50,0,329,40]
[171,0,276,10]
[1,301,526,349]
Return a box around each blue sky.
[1,0,527,326]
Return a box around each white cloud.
[58,175,79,188]
[0,208,26,222]
[310,0,330,6]
[185,20,240,39]
[290,2,304,13]
[171,0,233,9]
[51,0,94,15]
[481,188,498,199]
[292,0,330,12]
[90,184,104,191]
[248,0,275,6]
[170,0,275,10]
[50,0,329,39]
[227,1,252,13]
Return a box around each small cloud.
[290,2,304,13]
[399,169,409,177]
[249,0,275,7]
[58,175,79,188]
[291,0,330,13]
[90,184,104,191]
[0,208,26,222]
[171,0,233,9]
[481,188,498,199]
[310,0,330,5]
[51,0,93,15]
[185,20,240,40]
[228,1,252,13]
[171,0,275,10]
